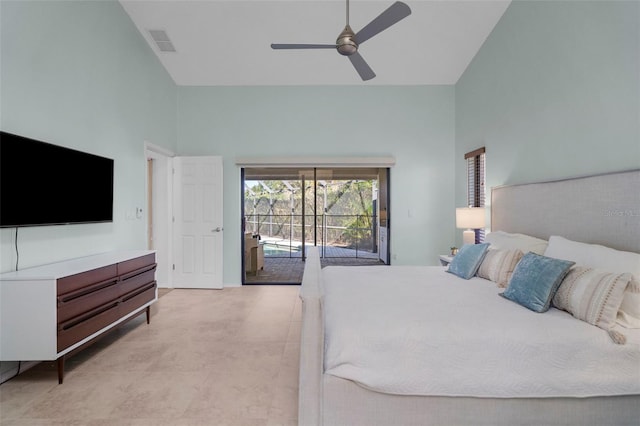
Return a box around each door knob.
[212,227,223,232]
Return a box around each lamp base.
[463,229,476,245]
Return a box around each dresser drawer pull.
[58,278,118,305]
[122,282,156,302]
[120,264,157,282]
[58,301,119,331]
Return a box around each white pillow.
[484,231,548,255]
[543,236,640,279]
[544,235,640,329]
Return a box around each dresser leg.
[57,356,65,384]
[146,306,150,324]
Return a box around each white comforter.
[322,265,640,398]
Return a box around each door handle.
[212,227,223,233]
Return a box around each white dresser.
[0,250,157,383]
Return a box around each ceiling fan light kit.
[271,0,411,81]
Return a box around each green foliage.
[244,179,376,249]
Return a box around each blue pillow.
[500,252,575,313]
[447,243,490,279]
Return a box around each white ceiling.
[119,0,511,86]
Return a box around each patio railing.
[244,213,378,259]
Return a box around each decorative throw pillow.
[617,277,640,329]
[500,252,574,313]
[553,267,632,336]
[477,249,524,288]
[543,235,640,329]
[447,243,490,280]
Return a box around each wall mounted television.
[0,131,114,227]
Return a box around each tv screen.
[0,131,114,227]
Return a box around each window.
[465,147,486,243]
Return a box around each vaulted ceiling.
[120,0,511,86]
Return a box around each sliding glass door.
[242,167,389,284]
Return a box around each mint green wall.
[0,0,177,272]
[177,86,455,285]
[455,0,640,238]
[4,1,634,293]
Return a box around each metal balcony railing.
[244,213,378,259]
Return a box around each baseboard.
[0,361,39,384]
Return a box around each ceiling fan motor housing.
[271,1,411,80]
[336,25,358,56]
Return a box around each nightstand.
[439,255,454,266]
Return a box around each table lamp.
[456,207,485,245]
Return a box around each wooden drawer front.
[120,282,156,317]
[118,265,156,298]
[57,301,120,352]
[57,265,117,296]
[57,280,119,324]
[118,253,155,276]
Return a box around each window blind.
[465,147,486,243]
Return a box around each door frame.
[146,144,225,289]
[145,142,175,288]
[240,166,391,284]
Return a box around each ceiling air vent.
[148,29,176,52]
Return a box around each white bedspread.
[322,265,640,398]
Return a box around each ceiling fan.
[271,0,411,81]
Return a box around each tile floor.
[0,286,301,426]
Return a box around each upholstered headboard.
[491,169,640,253]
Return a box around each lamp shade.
[456,207,485,229]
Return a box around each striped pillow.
[477,249,524,287]
[553,267,632,340]
[617,277,640,328]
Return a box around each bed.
[298,169,640,426]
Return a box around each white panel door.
[173,156,223,289]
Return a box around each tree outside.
[244,179,376,254]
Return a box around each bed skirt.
[322,375,640,426]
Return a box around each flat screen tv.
[0,131,114,227]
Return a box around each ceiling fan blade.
[271,43,337,50]
[353,1,411,45]
[348,52,376,81]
